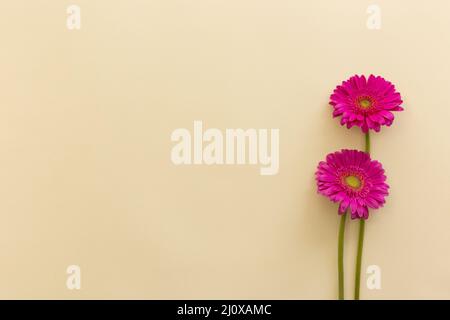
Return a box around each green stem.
[354,131,370,300]
[354,219,365,300]
[365,131,370,154]
[338,211,347,300]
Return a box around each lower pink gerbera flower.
[315,149,389,219]
[330,75,403,133]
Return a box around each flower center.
[359,99,372,109]
[344,175,361,189]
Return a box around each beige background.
[0,0,449,299]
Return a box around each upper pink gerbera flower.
[330,75,403,133]
[315,149,389,219]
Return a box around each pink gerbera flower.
[315,149,389,219]
[330,75,403,133]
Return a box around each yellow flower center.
[345,175,361,189]
[359,99,372,109]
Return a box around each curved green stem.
[338,211,347,300]
[354,219,365,300]
[354,131,370,300]
[365,131,371,154]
